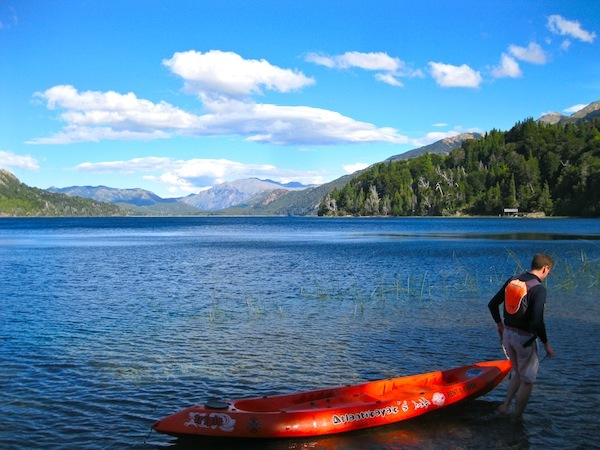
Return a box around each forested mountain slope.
[319,118,600,217]
[0,169,127,217]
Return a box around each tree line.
[318,118,599,217]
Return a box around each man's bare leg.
[514,382,534,417]
[498,371,520,414]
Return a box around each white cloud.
[547,15,596,43]
[305,51,423,87]
[559,39,572,51]
[306,51,397,71]
[428,62,482,88]
[74,157,326,194]
[0,150,40,170]
[30,84,409,146]
[163,50,315,102]
[432,123,449,127]
[508,42,547,64]
[491,53,522,78]
[343,162,369,174]
[75,157,176,173]
[29,85,194,143]
[147,172,198,194]
[564,103,587,114]
[375,72,404,87]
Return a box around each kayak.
[153,359,511,439]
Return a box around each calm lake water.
[1,217,599,449]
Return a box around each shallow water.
[1,217,598,449]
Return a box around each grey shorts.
[503,327,539,383]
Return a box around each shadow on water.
[155,400,530,450]
[365,232,599,241]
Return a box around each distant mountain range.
[47,178,316,215]
[45,133,480,216]
[181,178,312,210]
[537,100,600,125]
[2,100,599,217]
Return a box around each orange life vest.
[504,277,541,318]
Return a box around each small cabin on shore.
[503,208,523,217]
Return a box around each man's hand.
[544,342,554,358]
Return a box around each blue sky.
[1,0,598,198]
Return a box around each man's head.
[531,253,554,280]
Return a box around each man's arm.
[488,288,505,338]
[529,285,548,343]
[529,285,554,357]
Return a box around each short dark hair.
[531,253,554,270]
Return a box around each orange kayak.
[153,359,511,439]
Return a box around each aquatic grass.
[208,246,598,324]
[551,248,600,292]
[207,296,225,323]
[506,249,527,274]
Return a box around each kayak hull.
[153,359,511,439]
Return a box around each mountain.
[47,185,175,206]
[538,100,600,125]
[15,99,597,217]
[319,116,600,217]
[223,134,483,216]
[386,132,483,162]
[181,178,313,210]
[0,169,127,217]
[219,174,356,216]
[47,184,203,215]
[569,100,600,122]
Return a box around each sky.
[1,0,599,198]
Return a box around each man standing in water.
[488,253,555,417]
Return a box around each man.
[488,253,555,417]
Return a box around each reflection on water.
[161,400,531,450]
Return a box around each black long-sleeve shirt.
[488,272,549,344]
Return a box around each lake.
[1,217,598,449]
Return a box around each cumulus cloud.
[547,15,596,43]
[428,62,482,88]
[305,51,423,87]
[343,162,369,174]
[491,53,522,78]
[74,156,326,194]
[30,83,409,146]
[508,42,547,64]
[0,150,40,170]
[29,85,194,143]
[163,50,315,103]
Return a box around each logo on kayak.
[185,412,236,432]
[411,397,430,410]
[432,392,446,406]
[446,382,478,398]
[466,368,483,377]
[333,406,399,425]
[246,417,261,434]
